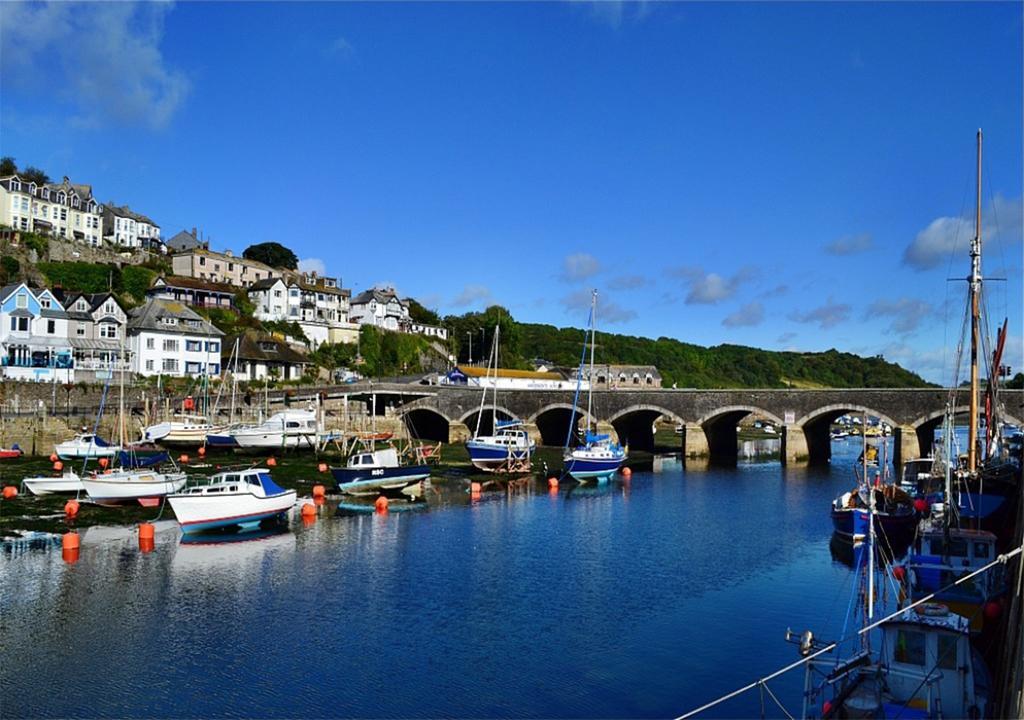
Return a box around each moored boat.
[830,484,918,541]
[232,409,320,451]
[81,469,187,506]
[467,421,535,472]
[55,433,120,460]
[331,446,431,497]
[22,471,84,496]
[167,468,296,534]
[0,444,23,459]
[143,414,217,445]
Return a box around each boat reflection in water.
[334,497,429,517]
[171,525,296,583]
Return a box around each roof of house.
[171,247,278,272]
[166,229,205,249]
[127,298,224,337]
[0,283,26,303]
[57,291,122,316]
[351,288,407,307]
[223,331,310,366]
[248,277,286,292]
[103,203,158,227]
[297,281,350,298]
[151,275,237,295]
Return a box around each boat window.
[208,487,222,493]
[930,537,968,557]
[287,422,300,428]
[246,474,260,485]
[937,635,957,670]
[224,474,240,484]
[973,542,990,560]
[229,486,238,492]
[894,629,925,665]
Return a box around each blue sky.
[2,1,1021,383]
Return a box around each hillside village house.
[249,273,359,347]
[0,283,74,382]
[223,331,311,381]
[102,204,161,250]
[349,287,448,340]
[127,298,224,378]
[52,290,130,380]
[583,364,662,388]
[0,175,103,246]
[171,248,279,288]
[148,276,236,310]
[165,228,208,253]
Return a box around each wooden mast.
[968,129,982,472]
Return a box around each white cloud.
[903,194,1023,270]
[298,258,326,276]
[722,301,765,328]
[866,298,937,336]
[561,253,602,282]
[759,284,789,299]
[669,265,757,305]
[825,233,873,256]
[0,2,189,130]
[452,284,492,308]
[788,299,851,330]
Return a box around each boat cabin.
[183,469,285,497]
[347,448,400,470]
[899,458,935,495]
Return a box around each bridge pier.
[894,425,920,467]
[681,424,709,468]
[448,421,471,445]
[782,425,809,465]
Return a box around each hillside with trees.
[441,306,934,389]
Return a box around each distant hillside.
[517,323,935,389]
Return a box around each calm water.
[2,440,889,718]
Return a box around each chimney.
[191,227,197,239]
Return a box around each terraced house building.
[127,298,224,378]
[171,248,280,288]
[0,283,74,382]
[102,203,162,251]
[0,175,103,245]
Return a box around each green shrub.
[0,255,20,283]
[38,261,118,293]
[23,233,48,256]
[121,266,156,301]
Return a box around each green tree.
[121,265,156,301]
[0,256,20,284]
[242,242,298,270]
[407,297,441,325]
[0,157,16,177]
[21,166,50,185]
[1006,372,1024,390]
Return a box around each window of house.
[10,180,20,191]
[186,362,202,374]
[161,317,177,326]
[145,359,154,371]
[162,358,178,372]
[206,341,220,353]
[274,290,282,298]
[146,337,155,350]
[40,297,51,309]
[163,339,179,352]
[74,215,80,226]
[214,263,220,272]
[893,630,925,665]
[100,324,117,339]
[186,340,202,352]
[228,263,234,272]
[199,257,206,266]
[60,208,67,221]
[47,320,55,334]
[209,363,220,375]
[76,325,85,336]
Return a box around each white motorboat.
[143,414,217,445]
[55,433,120,461]
[81,469,187,506]
[232,410,320,450]
[167,468,297,534]
[22,471,84,496]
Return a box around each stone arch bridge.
[288,384,1024,467]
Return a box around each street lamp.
[465,331,473,365]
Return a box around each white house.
[249,274,359,348]
[0,175,103,246]
[0,283,74,382]
[127,298,224,378]
[101,204,160,250]
[349,287,410,331]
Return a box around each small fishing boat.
[232,409,320,450]
[81,469,187,506]
[55,433,120,461]
[830,484,918,540]
[331,446,431,497]
[167,468,296,534]
[22,471,84,496]
[562,290,626,482]
[142,414,217,445]
[0,444,23,459]
[899,456,936,496]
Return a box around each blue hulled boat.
[331,446,431,497]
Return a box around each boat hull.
[232,432,317,450]
[55,441,120,461]
[830,506,918,540]
[0,449,23,459]
[82,472,187,506]
[331,465,431,496]
[564,454,624,481]
[22,473,84,495]
[204,433,239,449]
[466,440,534,471]
[168,490,297,534]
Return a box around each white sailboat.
[231,409,320,450]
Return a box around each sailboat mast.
[968,129,983,473]
[492,324,499,431]
[586,290,597,432]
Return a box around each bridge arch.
[797,404,899,465]
[608,405,683,452]
[692,405,785,464]
[909,408,1024,458]
[529,403,594,447]
[398,404,453,443]
[457,405,519,438]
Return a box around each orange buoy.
[300,502,316,517]
[139,523,155,540]
[64,499,80,517]
[98,457,109,469]
[267,457,277,467]
[2,486,16,499]
[470,482,482,494]
[62,531,80,550]
[312,484,326,498]
[53,461,64,472]
[302,514,316,527]
[374,496,389,513]
[139,537,155,554]
[547,477,559,489]
[318,462,328,473]
[314,495,326,507]
[198,446,206,457]
[621,467,632,477]
[62,546,80,564]
[49,453,59,463]
[179,454,189,464]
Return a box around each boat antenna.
[968,129,983,473]
[586,289,597,435]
